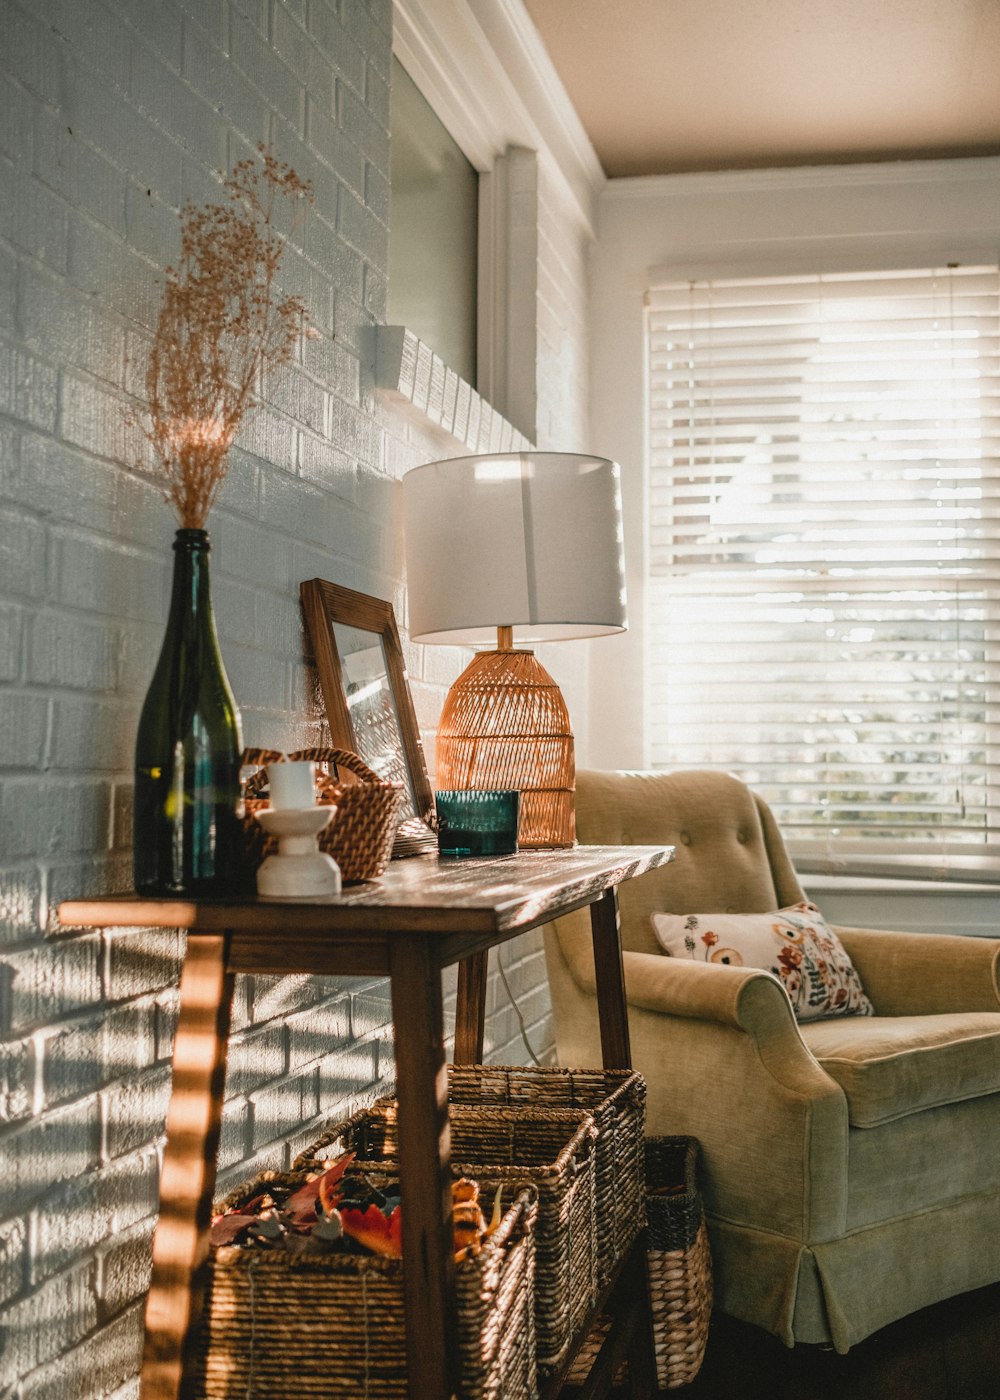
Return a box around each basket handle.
[241,748,286,800]
[287,747,388,789]
[241,746,390,801]
[241,747,285,769]
[491,1184,538,1251]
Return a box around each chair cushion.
[802,1013,1000,1126]
[650,901,874,1022]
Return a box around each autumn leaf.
[316,1153,356,1218]
[341,1203,404,1257]
[210,1212,259,1247]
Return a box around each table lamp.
[401,451,628,847]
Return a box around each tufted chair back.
[569,768,805,959]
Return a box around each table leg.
[590,888,632,1069]
[590,892,658,1397]
[141,933,234,1400]
[389,934,456,1400]
[454,950,489,1063]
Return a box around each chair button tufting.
[679,830,692,845]
[737,829,749,844]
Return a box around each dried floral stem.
[141,147,313,529]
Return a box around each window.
[646,265,1000,856]
[389,57,478,386]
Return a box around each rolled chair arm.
[619,949,841,1096]
[834,927,1000,1015]
[560,928,836,1084]
[622,947,784,1024]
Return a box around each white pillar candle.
[267,760,316,811]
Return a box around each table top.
[58,845,674,974]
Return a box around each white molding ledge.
[376,326,534,453]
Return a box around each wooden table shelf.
[59,844,674,1400]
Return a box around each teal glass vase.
[133,528,245,896]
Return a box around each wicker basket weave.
[193,1168,539,1400]
[644,1136,713,1391]
[242,746,405,883]
[444,1065,645,1287]
[297,1102,598,1376]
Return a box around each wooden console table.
[59,844,674,1400]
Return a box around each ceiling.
[522,0,1000,178]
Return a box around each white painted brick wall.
[0,3,584,1392]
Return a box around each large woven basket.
[242,746,405,883]
[297,1102,598,1376]
[193,1167,539,1400]
[644,1136,712,1391]
[445,1065,645,1287]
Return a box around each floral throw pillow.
[650,901,874,1022]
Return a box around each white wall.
[0,2,596,1392]
[528,156,599,756]
[586,156,1000,770]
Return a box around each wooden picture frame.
[300,578,434,825]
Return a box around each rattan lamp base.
[436,649,575,848]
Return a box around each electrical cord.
[496,955,542,1066]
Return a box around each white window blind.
[646,266,1000,856]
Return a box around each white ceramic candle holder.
[254,806,342,897]
[267,760,317,810]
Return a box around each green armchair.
[543,768,1000,1352]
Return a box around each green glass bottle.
[133,528,245,896]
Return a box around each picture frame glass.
[332,621,415,813]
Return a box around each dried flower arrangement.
[211,1153,504,1261]
[139,145,313,529]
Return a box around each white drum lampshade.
[402,452,628,847]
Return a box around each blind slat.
[646,264,1000,851]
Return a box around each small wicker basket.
[296,1101,599,1377]
[242,746,405,883]
[563,1135,712,1394]
[644,1136,713,1391]
[193,1167,539,1400]
[445,1065,646,1287]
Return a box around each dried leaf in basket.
[210,1155,498,1261]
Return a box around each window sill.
[795,852,1000,892]
[802,873,999,897]
[375,326,533,454]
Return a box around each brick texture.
[0,2,576,1392]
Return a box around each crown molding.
[393,0,604,234]
[603,154,1000,200]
